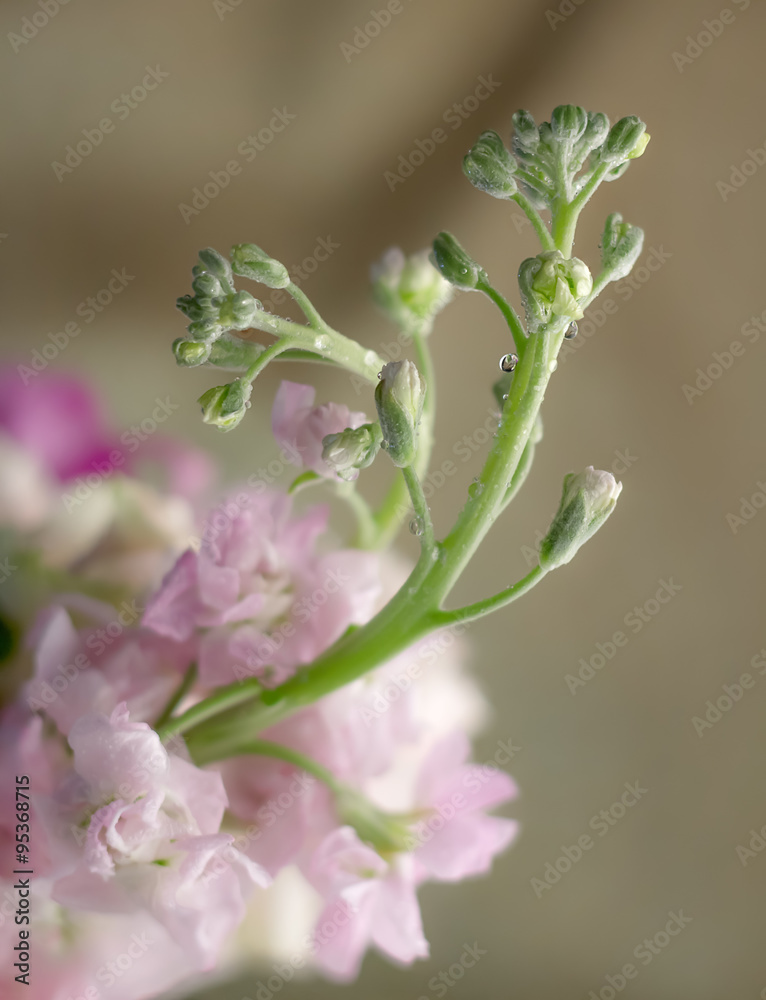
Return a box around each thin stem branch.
[402,465,435,553]
[436,564,548,625]
[153,663,198,732]
[192,737,343,792]
[157,677,262,741]
[285,281,325,331]
[477,279,527,357]
[511,192,555,251]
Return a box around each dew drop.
[314,334,331,351]
[468,478,484,499]
[564,321,578,340]
[499,353,518,373]
[364,349,377,366]
[548,359,558,373]
[502,393,509,401]
[409,517,424,537]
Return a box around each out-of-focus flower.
[143,490,379,687]
[271,381,368,481]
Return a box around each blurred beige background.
[2,0,766,996]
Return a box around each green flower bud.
[191,272,223,299]
[176,295,206,322]
[197,247,233,286]
[581,111,609,151]
[198,379,252,431]
[519,250,593,331]
[430,232,487,291]
[512,109,540,153]
[322,422,383,481]
[215,289,261,330]
[187,317,222,341]
[550,104,588,143]
[173,338,211,367]
[371,247,453,326]
[600,213,644,282]
[462,130,518,199]
[230,243,290,289]
[539,467,622,570]
[374,360,425,468]
[601,116,647,163]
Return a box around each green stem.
[157,677,263,742]
[553,162,610,256]
[511,191,555,251]
[285,281,325,331]
[437,564,547,625]
[402,465,435,553]
[153,663,197,732]
[476,279,527,357]
[341,484,379,549]
[192,737,343,792]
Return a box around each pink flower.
[409,731,519,882]
[24,603,194,735]
[306,826,428,981]
[47,704,269,968]
[143,490,380,687]
[271,380,367,480]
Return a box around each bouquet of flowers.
[0,104,648,999]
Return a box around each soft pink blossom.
[45,704,269,968]
[306,825,428,981]
[271,380,367,480]
[143,490,380,687]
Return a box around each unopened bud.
[539,467,622,570]
[518,250,592,331]
[322,423,383,481]
[198,379,252,431]
[600,213,644,282]
[173,338,211,367]
[512,109,540,154]
[463,130,518,198]
[197,247,233,286]
[431,232,487,291]
[374,360,425,468]
[601,116,648,164]
[230,243,290,289]
[371,247,453,326]
[550,104,588,144]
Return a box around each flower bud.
[539,467,622,570]
[207,335,267,372]
[512,109,540,153]
[197,247,233,286]
[176,294,206,322]
[518,250,592,331]
[431,232,487,291]
[374,360,425,468]
[230,243,290,289]
[550,104,588,144]
[600,213,644,282]
[463,130,518,198]
[191,272,223,299]
[322,423,383,481]
[371,247,453,326]
[198,379,252,431]
[580,111,609,152]
[173,338,211,367]
[187,317,223,341]
[601,116,648,163]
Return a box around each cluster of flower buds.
[518,250,593,332]
[174,247,265,366]
[462,105,649,211]
[371,247,454,331]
